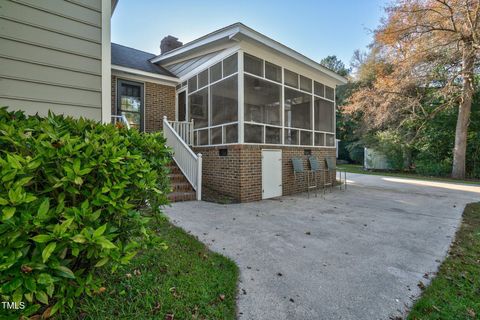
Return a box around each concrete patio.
[165,173,480,320]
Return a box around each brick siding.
[193,145,336,202]
[111,75,175,132]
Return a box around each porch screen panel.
[244,124,263,143]
[211,75,238,126]
[244,75,281,126]
[189,88,208,128]
[284,88,311,130]
[314,97,334,132]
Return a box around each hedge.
[0,108,171,317]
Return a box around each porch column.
[237,50,244,143]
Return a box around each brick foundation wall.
[193,144,336,203]
[111,75,175,132]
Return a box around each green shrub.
[0,108,171,317]
[373,131,407,170]
[415,158,452,177]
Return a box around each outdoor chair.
[292,157,317,198]
[324,157,347,192]
[308,156,322,194]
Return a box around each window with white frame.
[188,53,239,145]
[184,51,335,147]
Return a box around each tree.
[346,0,480,179]
[320,55,351,77]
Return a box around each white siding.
[0,0,104,120]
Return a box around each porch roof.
[150,23,348,85]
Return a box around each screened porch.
[174,51,336,148]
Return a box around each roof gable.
[111,43,175,77]
[150,23,347,85]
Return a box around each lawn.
[407,202,480,319]
[60,217,239,320]
[337,164,480,185]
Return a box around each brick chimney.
[160,36,182,54]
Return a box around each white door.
[262,149,282,199]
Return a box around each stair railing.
[111,115,131,129]
[163,116,202,200]
[167,119,194,145]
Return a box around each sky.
[112,0,387,66]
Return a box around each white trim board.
[111,65,178,86]
[101,0,112,123]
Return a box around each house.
[0,1,347,203]
[0,0,117,121]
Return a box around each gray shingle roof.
[111,43,176,77]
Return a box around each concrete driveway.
[165,173,480,320]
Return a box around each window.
[117,80,143,131]
[326,134,335,146]
[314,132,325,146]
[284,88,311,130]
[198,69,208,89]
[188,76,197,93]
[300,131,312,145]
[244,75,281,126]
[325,85,335,100]
[285,128,299,145]
[284,69,298,88]
[225,123,238,143]
[265,126,281,144]
[265,61,282,82]
[244,123,263,143]
[300,76,312,92]
[244,53,263,77]
[198,129,208,145]
[223,53,238,77]
[314,97,334,132]
[210,62,222,83]
[189,88,208,128]
[314,81,324,97]
[211,76,238,125]
[210,127,222,145]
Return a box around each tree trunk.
[452,41,475,179]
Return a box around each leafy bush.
[414,158,452,177]
[0,108,171,317]
[372,130,407,170]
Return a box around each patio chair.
[324,157,347,192]
[308,156,321,194]
[292,158,317,198]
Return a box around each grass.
[407,202,480,320]
[337,164,480,185]
[60,218,239,320]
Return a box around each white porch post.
[196,153,202,200]
[237,50,244,143]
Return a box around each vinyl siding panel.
[0,19,101,58]
[0,98,101,119]
[0,0,101,42]
[0,57,102,91]
[1,78,101,107]
[0,0,103,120]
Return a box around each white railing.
[111,115,131,129]
[167,119,194,146]
[163,116,202,200]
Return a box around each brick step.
[168,191,196,202]
[171,182,194,192]
[169,173,188,183]
[167,165,182,175]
